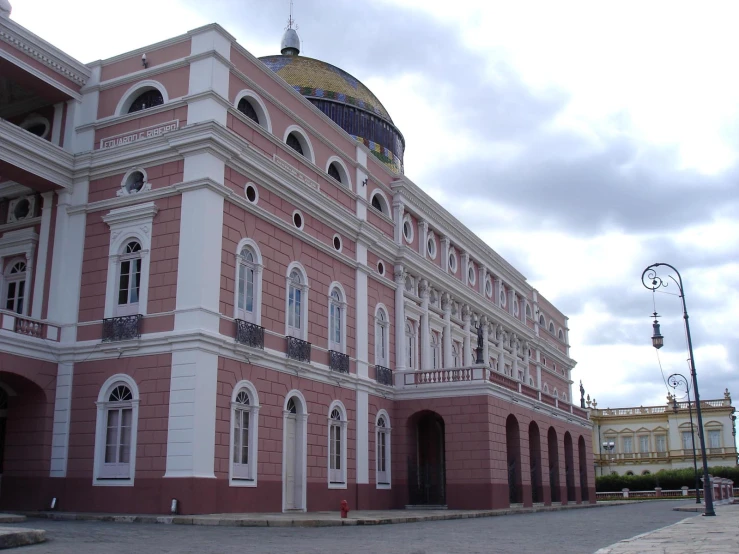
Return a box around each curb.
[17,500,644,528]
[0,527,45,549]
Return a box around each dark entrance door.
[408,411,446,506]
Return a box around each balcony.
[286,336,311,363]
[102,314,142,342]
[235,319,264,349]
[329,350,349,374]
[376,365,393,387]
[0,311,60,341]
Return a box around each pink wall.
[100,40,192,82]
[220,198,357,356]
[66,355,171,481]
[97,66,190,119]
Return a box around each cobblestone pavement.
[596,503,739,554]
[10,501,694,554]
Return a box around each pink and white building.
[0,5,595,514]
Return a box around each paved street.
[11,501,695,554]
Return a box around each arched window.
[544,384,550,394]
[328,163,342,183]
[526,304,532,318]
[116,241,142,316]
[549,321,555,334]
[237,98,259,123]
[539,314,546,327]
[4,259,26,315]
[236,244,262,323]
[328,285,345,352]
[286,265,308,339]
[230,382,260,484]
[375,307,389,366]
[553,389,559,399]
[286,132,304,155]
[370,191,389,215]
[94,375,139,484]
[376,411,391,487]
[558,329,565,341]
[128,89,163,114]
[431,333,441,369]
[405,321,416,369]
[328,403,347,487]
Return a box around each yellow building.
[589,390,737,476]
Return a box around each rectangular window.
[377,430,388,484]
[233,409,251,479]
[709,430,721,449]
[622,436,633,453]
[655,435,666,452]
[639,435,649,453]
[682,431,694,450]
[101,407,132,478]
[329,424,342,483]
[288,286,301,332]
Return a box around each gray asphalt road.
[13,501,695,554]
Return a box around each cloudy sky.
[12,0,739,411]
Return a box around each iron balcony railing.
[102,314,142,342]
[376,365,393,386]
[287,336,311,363]
[329,350,350,374]
[235,319,264,349]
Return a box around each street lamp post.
[668,373,701,504]
[602,441,615,476]
[641,262,715,516]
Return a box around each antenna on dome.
[280,0,301,56]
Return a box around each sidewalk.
[595,503,739,553]
[20,500,634,528]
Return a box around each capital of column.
[418,278,430,299]
[393,265,406,285]
[441,291,451,312]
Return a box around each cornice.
[0,17,90,86]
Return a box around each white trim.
[285,262,309,339]
[102,202,158,318]
[282,390,308,512]
[328,281,347,353]
[117,167,152,197]
[234,89,273,133]
[426,231,438,260]
[292,209,305,230]
[402,213,414,244]
[244,182,259,204]
[375,409,392,489]
[228,380,260,487]
[325,156,353,190]
[233,238,263,324]
[448,246,458,273]
[468,261,477,286]
[327,400,348,489]
[374,303,390,367]
[283,125,315,163]
[92,374,140,486]
[115,80,169,116]
[332,234,343,253]
[19,114,50,139]
[369,188,390,216]
[376,260,386,276]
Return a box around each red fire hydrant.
[340,499,349,519]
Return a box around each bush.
[595,466,739,492]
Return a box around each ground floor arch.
[548,427,561,503]
[407,410,446,506]
[529,421,543,503]
[282,391,308,512]
[506,415,522,504]
[579,435,589,502]
[564,432,576,502]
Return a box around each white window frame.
[93,374,139,486]
[468,263,477,286]
[452,343,459,368]
[708,429,721,449]
[285,262,309,339]
[234,89,273,132]
[375,304,390,367]
[234,239,263,324]
[115,80,169,116]
[325,156,353,190]
[229,380,260,487]
[3,258,27,315]
[681,430,694,450]
[282,390,309,512]
[655,434,667,453]
[639,435,650,453]
[431,332,441,369]
[448,247,458,273]
[328,282,347,353]
[327,401,348,488]
[405,320,416,370]
[402,214,414,244]
[622,436,633,454]
[283,125,315,163]
[103,203,157,318]
[427,232,437,259]
[114,240,143,317]
[376,410,391,489]
[0,228,37,318]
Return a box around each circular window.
[293,211,304,229]
[20,115,50,139]
[333,235,342,252]
[500,289,507,307]
[377,261,385,276]
[245,183,258,203]
[514,300,519,316]
[13,199,30,220]
[542,357,547,366]
[125,171,145,193]
[427,235,437,259]
[449,250,458,272]
[485,277,493,297]
[402,215,414,243]
[468,263,476,285]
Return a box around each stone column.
[394,265,407,372]
[523,341,531,384]
[462,304,472,365]
[479,265,488,296]
[536,349,542,390]
[442,293,453,368]
[495,277,503,308]
[418,220,429,259]
[481,316,490,363]
[508,289,516,316]
[462,252,470,286]
[512,334,519,378]
[441,236,451,273]
[498,329,506,373]
[419,279,430,369]
[392,199,404,245]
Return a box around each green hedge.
[595,466,739,492]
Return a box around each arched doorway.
[282,392,308,512]
[579,436,589,502]
[564,432,576,502]
[408,411,446,506]
[529,422,543,503]
[548,427,561,502]
[506,415,522,504]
